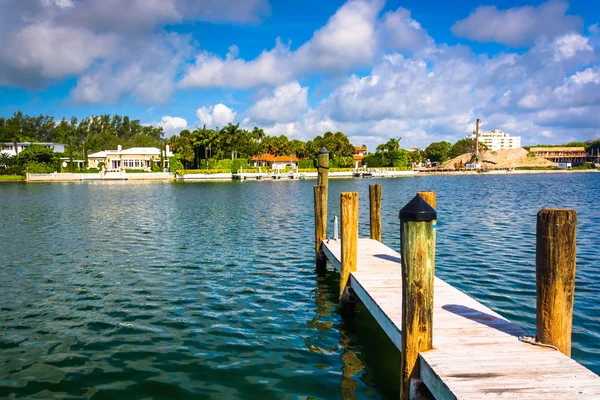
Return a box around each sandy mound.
[441,148,556,169]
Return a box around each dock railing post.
[340,192,358,309]
[416,191,436,208]
[399,194,437,400]
[369,184,382,242]
[536,208,577,356]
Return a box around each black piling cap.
[318,147,329,155]
[399,194,437,222]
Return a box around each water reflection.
[307,265,400,399]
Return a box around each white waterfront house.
[1,142,66,156]
[88,145,173,171]
[465,130,521,151]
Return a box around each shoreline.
[6,168,598,183]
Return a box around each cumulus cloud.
[251,29,600,150]
[0,0,269,97]
[180,0,387,88]
[452,1,583,47]
[0,23,115,88]
[158,116,188,136]
[247,81,308,124]
[71,33,191,105]
[197,104,237,128]
[379,8,433,52]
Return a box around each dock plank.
[321,238,600,399]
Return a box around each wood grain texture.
[313,185,326,255]
[320,238,600,399]
[417,191,436,209]
[340,192,358,299]
[536,208,577,356]
[401,219,436,400]
[369,184,382,242]
[317,152,329,229]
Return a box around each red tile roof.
[273,155,299,162]
[251,154,299,162]
[251,154,275,162]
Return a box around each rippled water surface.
[1,174,599,399]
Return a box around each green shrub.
[125,169,148,173]
[298,160,314,169]
[81,168,100,173]
[298,168,318,173]
[335,156,354,168]
[212,159,233,170]
[330,168,353,172]
[24,161,55,174]
[231,159,249,173]
[169,155,184,173]
[0,175,24,181]
[176,169,232,176]
[572,163,595,170]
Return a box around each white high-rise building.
[464,130,521,151]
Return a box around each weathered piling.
[317,147,329,189]
[417,191,436,209]
[340,192,358,307]
[314,147,329,269]
[399,195,437,400]
[314,185,326,254]
[536,208,577,356]
[369,184,382,242]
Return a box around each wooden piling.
[317,147,329,225]
[369,184,382,242]
[417,191,436,209]
[399,195,437,400]
[340,192,358,305]
[314,185,327,256]
[536,208,577,356]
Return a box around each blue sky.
[0,0,599,149]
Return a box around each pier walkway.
[321,238,600,399]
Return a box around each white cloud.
[158,116,188,136]
[3,23,114,81]
[245,27,599,150]
[379,7,433,52]
[247,81,308,124]
[552,33,593,61]
[451,1,582,47]
[0,0,268,97]
[71,32,191,105]
[196,104,237,128]
[180,0,385,88]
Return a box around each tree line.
[8,110,592,175]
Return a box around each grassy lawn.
[0,175,25,181]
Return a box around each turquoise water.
[0,174,598,399]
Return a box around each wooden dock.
[321,238,600,399]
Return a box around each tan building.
[529,147,587,164]
[88,145,173,171]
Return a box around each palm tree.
[222,122,241,160]
[197,125,219,168]
[252,127,265,143]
